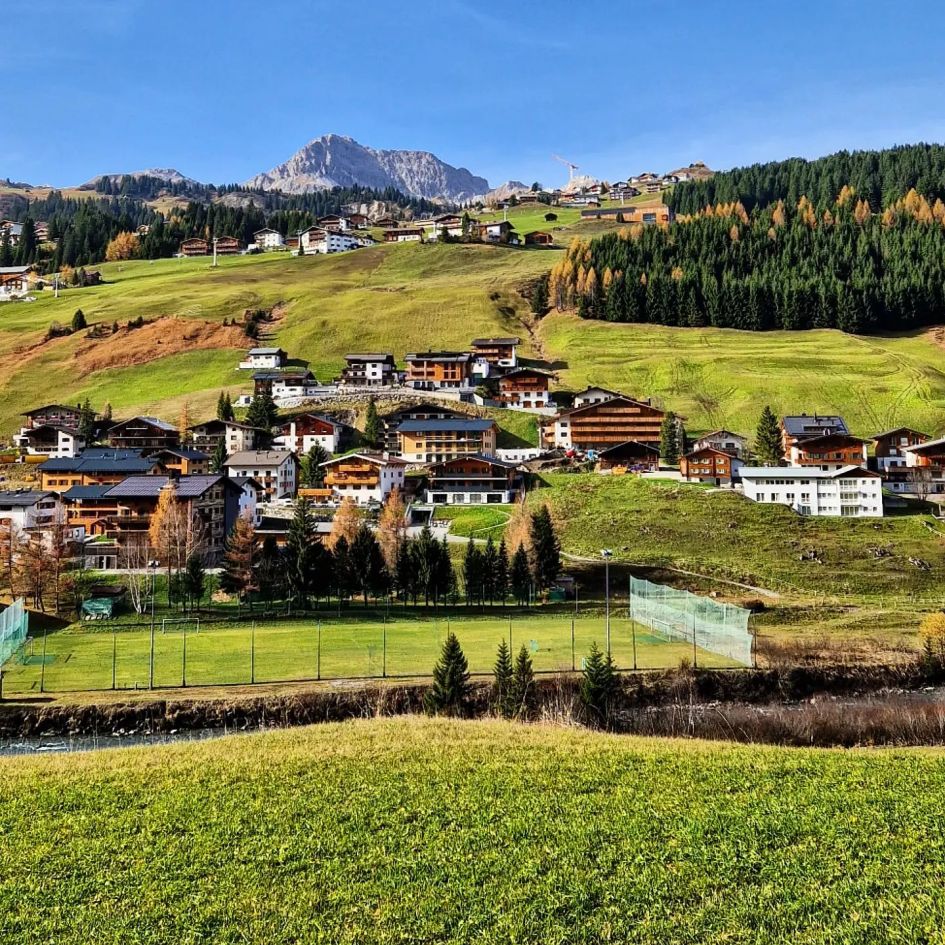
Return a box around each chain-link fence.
[0,607,748,695]
[629,576,754,667]
[0,599,27,668]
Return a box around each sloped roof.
[398,418,495,433]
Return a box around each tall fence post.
[250,621,256,685]
[570,617,575,672]
[182,621,187,688]
[149,621,155,689]
[630,584,638,671]
[508,616,512,654]
[316,619,321,681]
[111,625,117,690]
[39,624,48,694]
[691,598,697,669]
[382,614,387,679]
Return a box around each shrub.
[580,642,620,728]
[919,612,945,671]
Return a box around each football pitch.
[0,611,741,695]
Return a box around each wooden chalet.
[680,447,742,484]
[580,205,673,224]
[524,231,554,246]
[180,238,209,256]
[871,427,930,471]
[107,416,180,451]
[596,441,660,472]
[404,351,472,389]
[214,236,242,255]
[780,415,849,453]
[320,452,407,505]
[148,447,210,476]
[424,455,522,505]
[497,368,552,409]
[21,404,82,430]
[542,396,669,451]
[397,418,497,463]
[470,337,519,368]
[789,433,869,469]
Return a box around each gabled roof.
[398,418,495,433]
[697,429,747,441]
[226,450,297,467]
[248,347,286,356]
[320,452,408,468]
[404,351,471,363]
[344,352,395,363]
[189,418,266,434]
[62,485,113,500]
[573,385,626,400]
[872,426,930,441]
[23,403,82,417]
[739,465,880,480]
[470,337,521,347]
[499,367,554,380]
[0,489,56,507]
[903,436,945,454]
[109,416,178,434]
[277,413,339,430]
[781,415,849,437]
[554,394,661,420]
[426,453,519,471]
[149,447,210,461]
[42,453,160,474]
[683,445,737,459]
[598,440,661,457]
[104,475,229,499]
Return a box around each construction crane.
[552,154,579,182]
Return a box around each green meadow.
[4,717,945,943]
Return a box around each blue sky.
[5,0,945,189]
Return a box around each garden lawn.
[4,718,945,943]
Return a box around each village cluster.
[2,322,943,574]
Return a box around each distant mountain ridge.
[245,134,490,201]
[81,168,202,189]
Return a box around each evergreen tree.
[531,273,549,315]
[529,505,560,593]
[424,632,471,716]
[77,399,96,444]
[580,641,620,728]
[482,535,499,604]
[511,543,531,606]
[183,553,206,611]
[463,538,483,606]
[246,392,277,434]
[221,392,234,421]
[494,538,510,605]
[349,524,387,605]
[300,442,329,486]
[216,391,228,421]
[285,498,315,608]
[71,309,86,332]
[755,405,784,465]
[332,536,354,604]
[363,398,381,448]
[492,638,515,718]
[510,643,536,719]
[255,535,284,608]
[660,411,680,466]
[209,438,227,473]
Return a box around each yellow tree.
[179,402,191,443]
[771,200,786,228]
[853,199,871,225]
[376,487,406,570]
[105,231,140,262]
[327,497,361,550]
[920,612,945,669]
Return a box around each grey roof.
[344,353,395,362]
[62,485,113,500]
[226,450,296,467]
[105,475,225,499]
[404,351,471,363]
[398,418,495,433]
[320,452,408,468]
[41,453,159,474]
[903,435,945,453]
[0,490,55,507]
[872,426,930,440]
[0,265,29,275]
[189,419,265,433]
[470,337,521,347]
[598,440,661,457]
[23,403,82,416]
[149,447,210,461]
[781,415,849,437]
[248,347,286,355]
[739,465,879,479]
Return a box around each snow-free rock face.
[246,134,490,201]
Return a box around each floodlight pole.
[601,549,613,656]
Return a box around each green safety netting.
[0,598,27,667]
[81,598,115,619]
[628,575,754,666]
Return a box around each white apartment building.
[0,490,64,537]
[739,466,884,517]
[239,348,287,370]
[225,451,297,501]
[252,228,285,251]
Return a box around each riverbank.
[3,663,945,747]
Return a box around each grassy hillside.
[3,240,945,439]
[535,473,945,602]
[540,311,945,436]
[3,718,945,943]
[0,244,556,433]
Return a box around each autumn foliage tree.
[104,231,140,262]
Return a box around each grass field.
[4,717,945,942]
[0,610,732,696]
[540,311,945,435]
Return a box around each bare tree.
[120,539,153,614]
